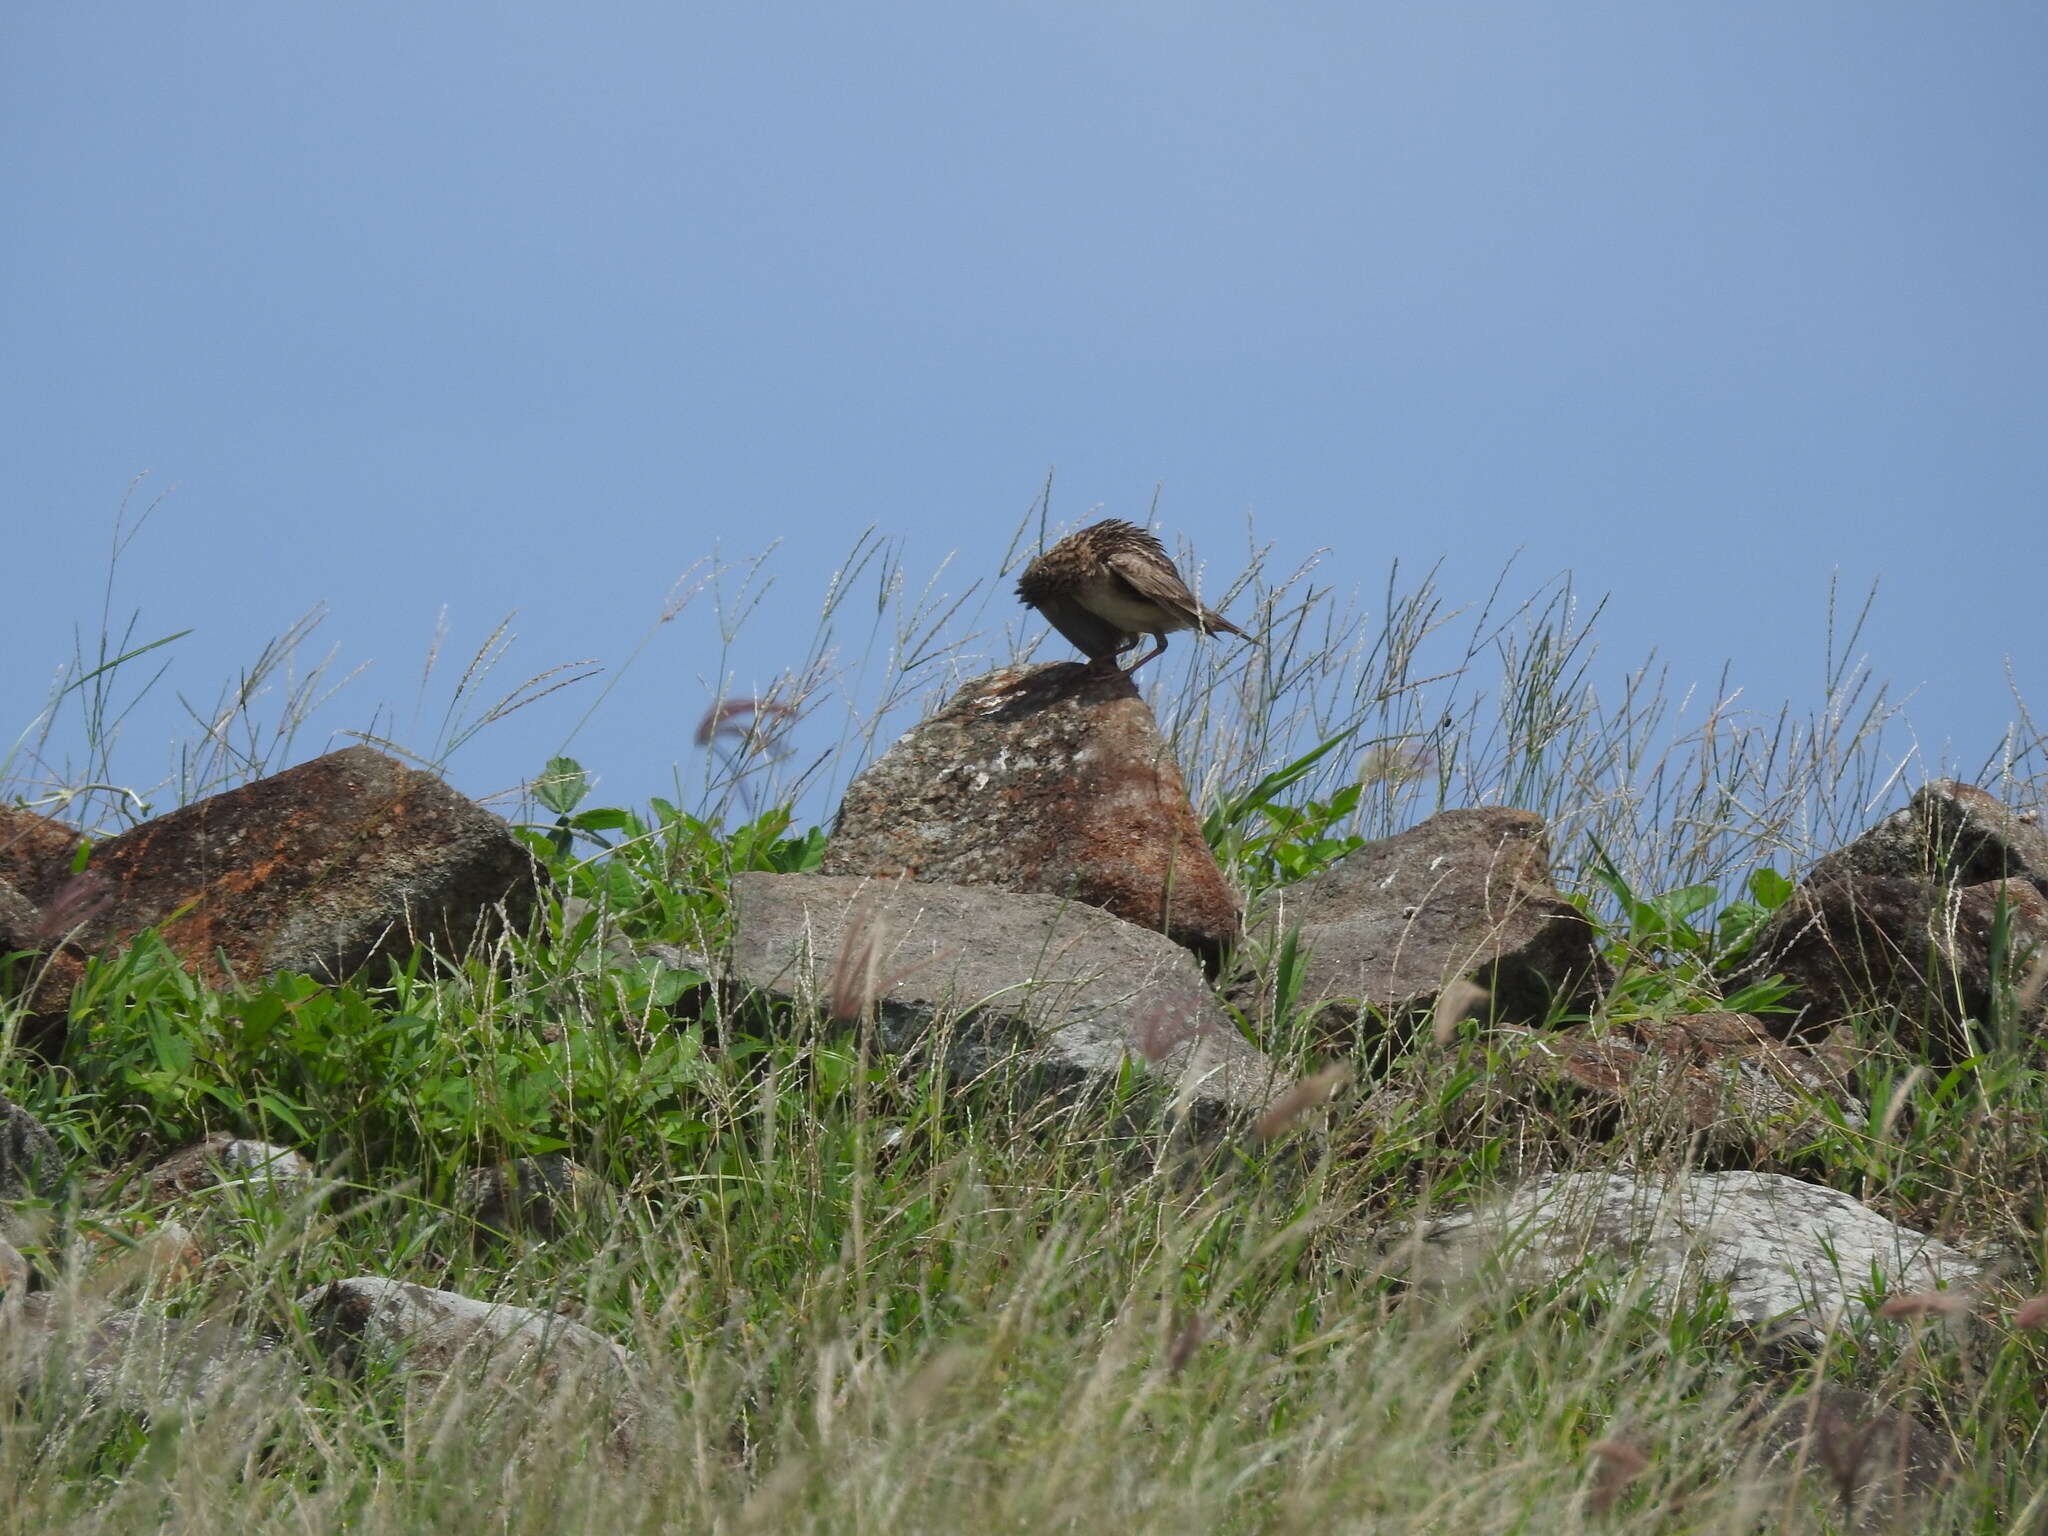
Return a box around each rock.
[299,1277,635,1380]
[0,804,85,891]
[140,1134,315,1203]
[1810,779,2048,891]
[1254,807,1607,1040]
[0,1095,66,1202]
[821,663,1241,965]
[730,873,1280,1137]
[459,1155,603,1239]
[298,1278,642,1450]
[1744,873,2048,1061]
[1492,1012,1862,1162]
[1747,1384,1954,1531]
[0,747,541,994]
[5,1292,291,1411]
[1738,781,2048,1057]
[0,1234,27,1293]
[1406,1171,1980,1340]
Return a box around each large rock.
[1256,807,1607,1039]
[729,873,1279,1136]
[139,1134,316,1205]
[1741,781,2048,1058]
[298,1278,643,1450]
[299,1277,635,1382]
[4,1293,291,1412]
[0,1095,66,1203]
[1405,1171,1980,1340]
[0,806,96,1048]
[2,747,541,994]
[821,663,1241,965]
[1368,1015,1867,1171]
[1747,1384,1954,1532]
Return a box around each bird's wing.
[1032,593,1131,660]
[1104,548,1247,638]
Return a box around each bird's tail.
[1200,608,1258,643]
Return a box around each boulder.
[140,1134,316,1204]
[4,1293,290,1411]
[1745,1383,1955,1532]
[458,1155,605,1239]
[1405,1171,1979,1340]
[0,1095,66,1203]
[1492,1012,1861,1162]
[729,873,1279,1136]
[821,663,1240,964]
[1,747,541,996]
[297,1278,643,1451]
[1255,807,1607,1040]
[1740,782,2048,1058]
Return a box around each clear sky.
[4,4,2044,834]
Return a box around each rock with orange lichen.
[821,663,1240,966]
[0,748,541,1048]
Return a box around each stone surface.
[1739,781,2048,1057]
[5,1293,290,1411]
[1748,1384,1954,1532]
[1744,873,2048,1060]
[0,804,86,892]
[141,1134,315,1203]
[1492,1012,1861,1161]
[1255,807,1607,1039]
[821,663,1241,964]
[2,747,541,992]
[1809,779,2048,891]
[0,1095,66,1202]
[459,1155,604,1239]
[299,1277,641,1453]
[1406,1171,1979,1339]
[730,873,1280,1135]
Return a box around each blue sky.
[3,3,2044,833]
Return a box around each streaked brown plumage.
[1015,518,1254,674]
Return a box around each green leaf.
[534,756,590,816]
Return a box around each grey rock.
[1406,1171,1979,1339]
[0,1095,66,1202]
[730,873,1280,1136]
[1811,779,2048,891]
[1255,807,1607,1039]
[141,1134,315,1204]
[298,1277,636,1383]
[1743,872,2048,1060]
[458,1155,604,1239]
[822,663,1242,964]
[4,1292,291,1411]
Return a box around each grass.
[3,505,2048,1532]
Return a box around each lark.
[1015,518,1255,674]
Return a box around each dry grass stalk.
[1878,1290,1972,1321]
[1587,1437,1649,1514]
[1432,978,1491,1046]
[1252,1065,1353,1142]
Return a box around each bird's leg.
[1123,633,1169,674]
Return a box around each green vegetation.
[3,524,2046,1533]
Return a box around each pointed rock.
[1256,807,1607,1040]
[821,663,1240,964]
[1739,781,2048,1058]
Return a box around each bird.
[1015,518,1255,675]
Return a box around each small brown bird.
[1015,518,1254,674]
